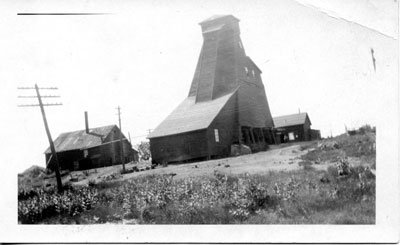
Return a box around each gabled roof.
[44,125,116,154]
[273,113,310,128]
[148,90,238,139]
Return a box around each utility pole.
[116,106,125,173]
[18,84,63,192]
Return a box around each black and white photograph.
[0,0,398,243]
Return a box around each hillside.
[18,131,375,224]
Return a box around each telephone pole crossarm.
[18,86,58,90]
[18,103,63,107]
[18,95,60,98]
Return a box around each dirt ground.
[66,142,315,185]
[43,138,373,187]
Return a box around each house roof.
[273,113,310,128]
[148,90,237,139]
[44,125,116,154]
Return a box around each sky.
[0,0,397,172]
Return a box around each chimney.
[84,111,104,142]
[85,111,89,133]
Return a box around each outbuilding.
[273,112,321,143]
[45,124,138,171]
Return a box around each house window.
[252,70,255,77]
[83,149,89,158]
[244,67,249,76]
[288,132,295,141]
[214,129,220,143]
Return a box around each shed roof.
[44,125,116,154]
[273,113,310,128]
[148,90,237,139]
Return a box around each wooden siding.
[212,27,241,99]
[195,31,218,102]
[208,90,239,158]
[237,83,274,128]
[275,123,311,143]
[46,150,83,171]
[150,130,209,164]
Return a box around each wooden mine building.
[45,113,138,171]
[273,112,321,143]
[148,15,275,164]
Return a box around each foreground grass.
[18,163,374,224]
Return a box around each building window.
[288,132,295,141]
[252,70,255,77]
[244,67,249,76]
[214,129,220,143]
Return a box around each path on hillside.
[66,143,313,186]
[119,144,310,181]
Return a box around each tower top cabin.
[199,15,241,36]
[189,15,264,103]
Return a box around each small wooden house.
[44,125,138,171]
[273,113,320,143]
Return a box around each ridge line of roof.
[44,124,118,154]
[208,86,240,127]
[58,124,117,135]
[148,89,239,139]
[273,112,308,119]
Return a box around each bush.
[18,186,98,224]
[18,163,375,224]
[136,141,151,161]
[90,173,282,224]
[92,167,374,224]
[298,161,315,171]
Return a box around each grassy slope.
[19,132,375,224]
[40,165,374,224]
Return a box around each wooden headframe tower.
[148,15,275,164]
